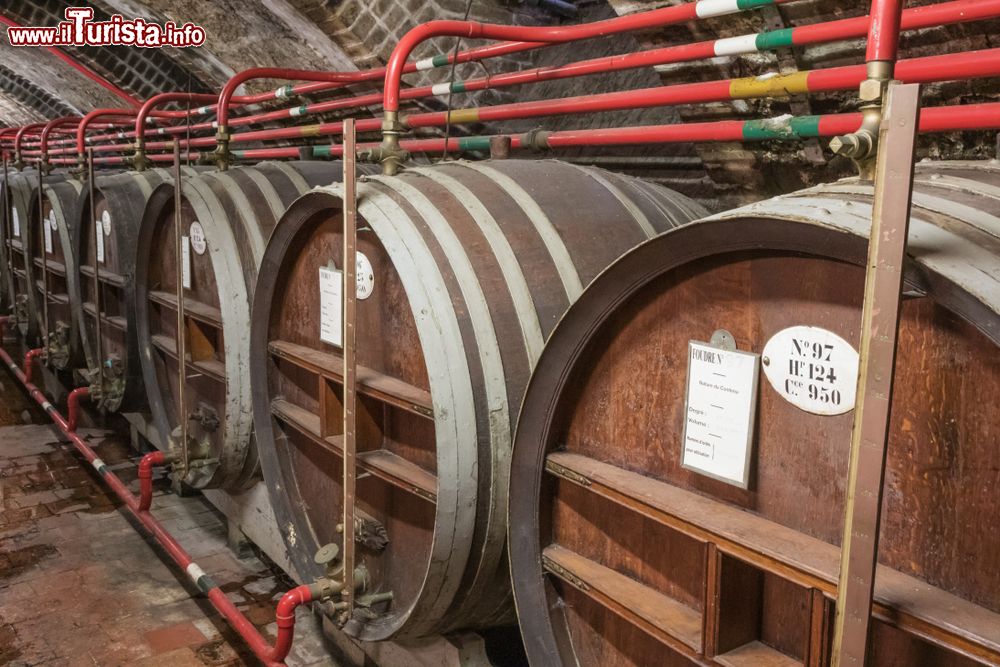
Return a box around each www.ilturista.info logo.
[7,7,206,48]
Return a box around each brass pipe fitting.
[212,126,231,172]
[376,111,410,176]
[829,61,896,170]
[131,139,151,172]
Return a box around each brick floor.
[0,369,339,667]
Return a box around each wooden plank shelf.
[268,339,434,419]
[80,265,126,288]
[148,290,222,328]
[543,544,704,656]
[271,398,437,502]
[150,333,226,382]
[33,256,66,275]
[715,642,802,667]
[35,281,69,304]
[545,451,1000,662]
[82,302,127,331]
[8,239,22,250]
[12,268,27,278]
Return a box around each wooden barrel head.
[134,162,345,491]
[251,159,708,641]
[29,177,82,370]
[78,170,171,412]
[509,160,1000,667]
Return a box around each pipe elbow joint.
[829,108,882,161]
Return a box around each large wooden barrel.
[134,161,346,491]
[509,160,1000,667]
[28,177,85,371]
[4,168,57,342]
[249,159,707,641]
[0,171,14,314]
[75,169,195,412]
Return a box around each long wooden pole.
[88,148,104,379]
[831,82,922,667]
[172,142,188,472]
[37,163,49,353]
[340,118,358,620]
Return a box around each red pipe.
[134,93,221,146]
[225,100,1000,163]
[66,386,90,433]
[14,124,46,160]
[77,109,145,156]
[202,47,1000,149]
[40,116,81,160]
[382,0,792,113]
[0,15,139,107]
[0,316,320,667]
[23,348,44,384]
[137,450,167,511]
[215,68,360,130]
[37,0,1000,159]
[866,0,906,64]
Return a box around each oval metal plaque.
[189,221,207,255]
[356,251,374,300]
[101,209,112,236]
[762,326,859,416]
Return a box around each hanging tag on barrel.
[681,330,759,489]
[181,235,192,290]
[319,265,343,347]
[44,210,54,254]
[96,217,105,263]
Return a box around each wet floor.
[0,366,339,667]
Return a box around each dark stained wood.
[252,160,707,641]
[270,398,437,502]
[269,339,433,418]
[715,642,802,667]
[148,289,223,327]
[136,162,340,491]
[510,160,1000,667]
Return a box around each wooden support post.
[1,157,10,317]
[172,142,188,472]
[831,82,922,667]
[37,163,49,352]
[341,118,359,619]
[88,148,104,377]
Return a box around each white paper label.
[761,326,859,416]
[101,209,112,236]
[356,251,374,300]
[189,221,207,255]
[681,341,760,488]
[96,220,105,263]
[319,266,343,347]
[11,207,19,237]
[44,211,54,254]
[181,236,192,290]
